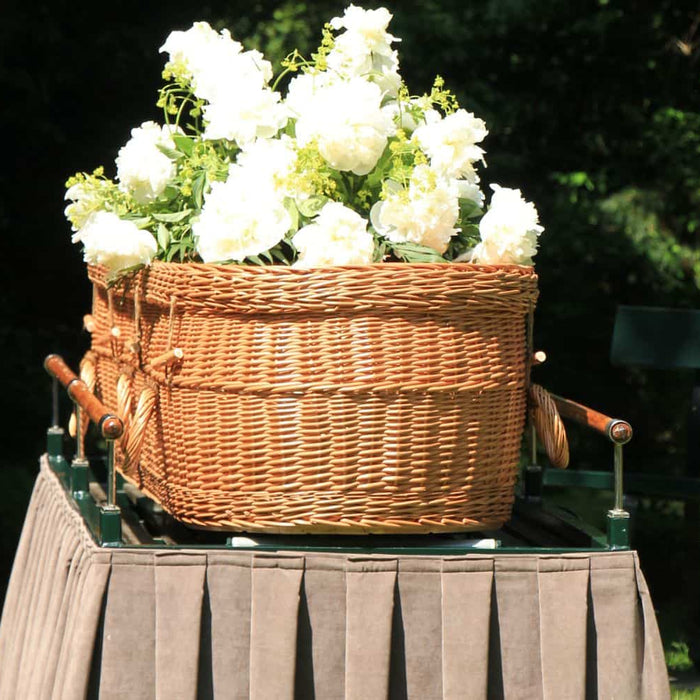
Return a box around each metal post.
[71,405,89,496]
[99,439,122,546]
[52,376,59,428]
[613,443,624,512]
[607,440,630,549]
[106,440,117,507]
[75,406,85,461]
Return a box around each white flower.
[72,211,157,273]
[327,5,401,97]
[160,22,243,85]
[64,183,101,232]
[414,109,488,181]
[116,121,180,204]
[382,97,433,133]
[193,165,291,263]
[293,202,374,267]
[327,43,401,98]
[471,184,544,265]
[329,6,399,54]
[285,71,335,115]
[290,77,395,175]
[370,165,460,254]
[237,135,300,196]
[161,22,274,107]
[202,85,287,145]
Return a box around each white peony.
[202,85,287,145]
[471,184,544,265]
[327,42,401,98]
[293,202,375,267]
[161,23,267,98]
[72,211,157,273]
[64,183,102,232]
[236,135,300,196]
[330,5,398,45]
[290,76,395,176]
[370,165,460,254]
[327,5,401,97]
[160,22,243,86]
[285,71,335,116]
[414,109,488,181]
[116,121,181,204]
[193,164,292,263]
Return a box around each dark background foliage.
[2,0,700,658]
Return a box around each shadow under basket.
[82,260,538,534]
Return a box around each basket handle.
[120,385,157,472]
[529,383,569,468]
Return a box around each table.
[0,457,670,699]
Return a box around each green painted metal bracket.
[46,427,69,488]
[99,506,122,547]
[70,458,90,497]
[607,510,631,550]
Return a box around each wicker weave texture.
[87,261,538,533]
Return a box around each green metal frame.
[45,423,619,554]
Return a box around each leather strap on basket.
[529,383,569,468]
[68,353,97,456]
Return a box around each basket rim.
[88,259,538,314]
[89,260,538,285]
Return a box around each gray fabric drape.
[0,458,670,699]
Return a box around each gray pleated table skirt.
[0,457,670,699]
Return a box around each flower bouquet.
[66,6,542,533]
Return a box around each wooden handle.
[44,354,123,440]
[550,393,632,444]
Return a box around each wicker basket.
[83,260,538,533]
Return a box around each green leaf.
[283,197,299,231]
[156,144,184,161]
[163,185,180,202]
[459,198,483,220]
[270,247,289,264]
[156,223,170,251]
[120,215,152,229]
[389,241,447,263]
[297,194,329,218]
[373,239,388,263]
[172,134,195,157]
[152,209,193,223]
[445,224,479,261]
[191,172,206,210]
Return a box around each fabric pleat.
[0,458,671,699]
[441,557,494,699]
[154,552,207,700]
[249,555,304,700]
[345,558,397,700]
